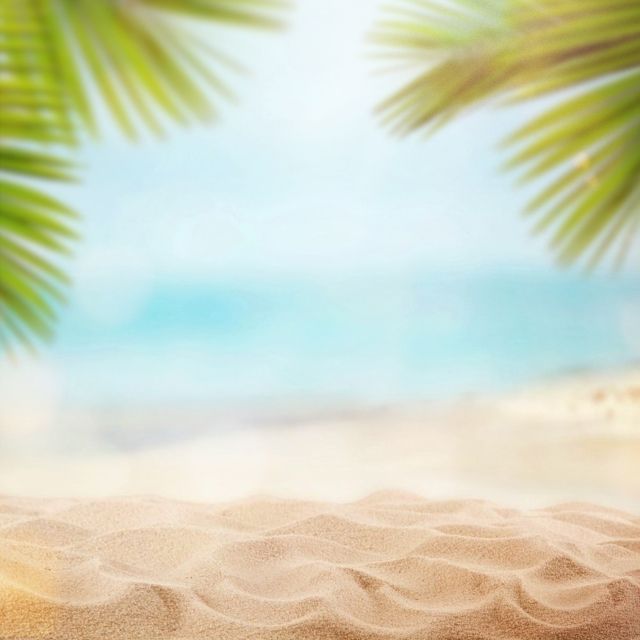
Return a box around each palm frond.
[374,0,640,267]
[0,0,286,352]
[48,0,288,138]
[0,0,78,352]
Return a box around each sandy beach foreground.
[1,491,639,639]
[1,369,639,638]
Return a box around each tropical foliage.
[0,0,285,351]
[373,0,640,268]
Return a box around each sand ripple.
[0,492,638,639]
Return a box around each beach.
[1,493,639,639]
[1,367,639,509]
[1,369,639,638]
[3,0,640,635]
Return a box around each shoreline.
[1,367,638,511]
[1,368,639,638]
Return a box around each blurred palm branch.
[373,0,640,268]
[0,0,285,351]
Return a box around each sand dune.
[1,492,639,639]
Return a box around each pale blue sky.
[64,0,565,296]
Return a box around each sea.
[47,269,639,412]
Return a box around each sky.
[62,0,564,299]
[2,0,639,443]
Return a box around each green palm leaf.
[1,0,77,352]
[373,0,640,267]
[1,0,286,352]
[48,0,287,138]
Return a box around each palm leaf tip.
[49,0,289,139]
[375,0,640,267]
[141,0,290,29]
[0,178,77,351]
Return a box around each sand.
[1,491,639,639]
[1,369,639,638]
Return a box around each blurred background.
[1,0,639,507]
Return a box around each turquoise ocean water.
[50,270,640,411]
